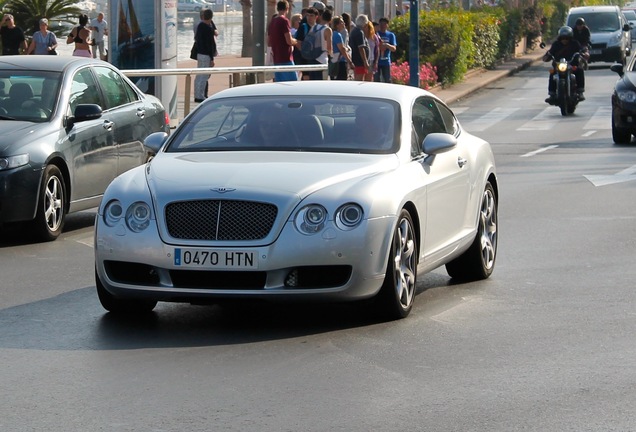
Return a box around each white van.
[566,5,631,64]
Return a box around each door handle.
[457,157,467,168]
[136,108,146,118]
[102,120,114,131]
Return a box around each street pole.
[253,0,265,67]
[408,0,419,87]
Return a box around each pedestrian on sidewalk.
[0,14,27,55]
[375,17,396,83]
[269,1,298,82]
[66,14,92,58]
[194,9,217,103]
[90,12,108,60]
[349,14,370,81]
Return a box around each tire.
[612,116,632,144]
[558,80,568,117]
[95,269,157,314]
[445,182,498,281]
[30,165,66,242]
[375,210,418,320]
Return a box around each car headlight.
[608,32,622,46]
[104,200,123,227]
[335,203,364,230]
[0,153,29,170]
[126,201,152,232]
[295,204,327,234]
[617,90,636,102]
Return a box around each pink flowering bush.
[391,61,438,89]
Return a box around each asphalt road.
[1,62,635,431]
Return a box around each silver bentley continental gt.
[94,81,498,320]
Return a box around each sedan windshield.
[167,96,400,154]
[0,71,62,122]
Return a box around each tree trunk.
[364,0,372,19]
[240,0,253,57]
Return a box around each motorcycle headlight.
[335,203,363,230]
[0,153,29,170]
[295,204,327,234]
[618,90,636,103]
[125,201,152,232]
[557,62,568,72]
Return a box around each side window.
[69,69,101,113]
[411,97,447,154]
[436,102,460,136]
[93,66,136,110]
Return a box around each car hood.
[147,151,398,199]
[590,31,620,43]
[0,121,48,153]
[619,72,636,90]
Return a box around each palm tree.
[239,0,252,57]
[4,0,82,35]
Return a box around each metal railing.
[121,64,328,118]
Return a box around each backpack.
[301,24,325,60]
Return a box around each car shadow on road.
[0,211,95,247]
[0,273,457,351]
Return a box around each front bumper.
[589,45,625,63]
[0,164,41,224]
[95,216,397,303]
[612,98,636,131]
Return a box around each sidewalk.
[174,49,544,121]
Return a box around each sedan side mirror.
[610,62,625,77]
[144,131,169,155]
[422,132,457,156]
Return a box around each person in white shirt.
[90,12,108,60]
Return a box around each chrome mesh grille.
[165,200,278,240]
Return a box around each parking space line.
[520,144,559,157]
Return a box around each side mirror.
[144,131,168,155]
[610,62,625,77]
[624,23,631,32]
[422,132,457,156]
[540,42,546,49]
[67,103,102,128]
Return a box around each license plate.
[590,49,602,55]
[174,248,257,269]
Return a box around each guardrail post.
[184,74,192,117]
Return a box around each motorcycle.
[546,51,583,116]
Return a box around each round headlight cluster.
[294,203,364,234]
[103,200,152,232]
[618,90,636,103]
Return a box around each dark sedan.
[0,56,169,241]
[610,56,636,143]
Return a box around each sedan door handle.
[136,108,146,119]
[102,120,114,131]
[457,157,467,168]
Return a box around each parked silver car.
[0,57,169,241]
[622,9,636,41]
[94,81,499,320]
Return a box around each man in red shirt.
[269,1,298,81]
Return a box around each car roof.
[0,56,109,73]
[568,5,620,13]
[210,81,437,105]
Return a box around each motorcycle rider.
[573,17,591,48]
[543,26,585,104]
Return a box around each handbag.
[190,42,197,60]
[47,33,57,55]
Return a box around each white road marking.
[584,164,636,186]
[517,107,560,131]
[582,131,596,137]
[464,107,520,132]
[520,144,559,157]
[583,106,611,130]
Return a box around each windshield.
[167,96,400,154]
[0,71,62,122]
[568,12,621,32]
[623,10,636,20]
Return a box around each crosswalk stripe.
[517,107,559,131]
[463,107,520,132]
[583,106,612,130]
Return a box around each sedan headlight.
[126,201,152,232]
[335,203,364,230]
[295,204,327,234]
[617,90,636,103]
[608,32,622,46]
[0,153,29,170]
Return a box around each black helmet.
[575,17,585,26]
[557,26,574,40]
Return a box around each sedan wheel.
[375,210,418,320]
[31,165,65,242]
[612,116,632,144]
[95,269,157,314]
[446,182,498,281]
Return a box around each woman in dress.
[66,14,92,57]
[26,18,58,55]
[364,21,380,82]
